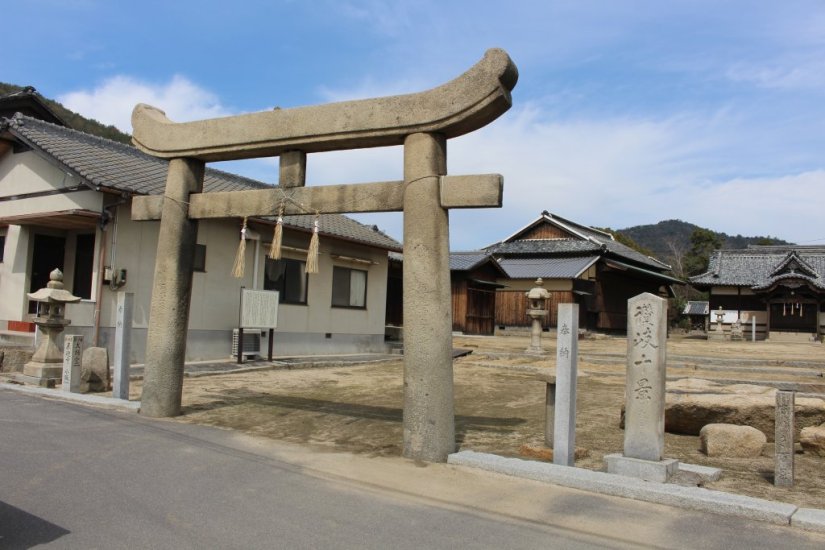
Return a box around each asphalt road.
[1,390,823,549]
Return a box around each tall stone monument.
[606,293,678,481]
[130,49,518,463]
[553,303,579,466]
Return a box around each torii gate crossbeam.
[131,49,518,463]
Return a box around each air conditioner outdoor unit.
[232,329,261,359]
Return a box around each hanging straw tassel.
[268,204,284,260]
[306,213,320,274]
[231,217,248,278]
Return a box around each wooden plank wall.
[451,279,468,332]
[520,223,570,240]
[495,290,575,328]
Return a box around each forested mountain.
[0,82,132,144]
[617,219,792,260]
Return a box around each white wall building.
[0,112,401,362]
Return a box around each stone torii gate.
[131,48,518,462]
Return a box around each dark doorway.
[73,234,95,299]
[465,287,496,335]
[770,302,817,333]
[29,234,65,313]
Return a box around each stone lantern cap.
[27,269,82,303]
[525,278,551,300]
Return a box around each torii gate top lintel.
[131,48,518,162]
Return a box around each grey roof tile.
[498,255,599,279]
[2,114,400,251]
[690,246,825,290]
[450,251,493,271]
[486,237,667,270]
[683,301,709,315]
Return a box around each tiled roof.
[497,255,599,279]
[1,113,401,251]
[2,114,268,195]
[450,251,493,271]
[690,246,825,290]
[683,301,709,316]
[276,214,401,251]
[486,237,667,270]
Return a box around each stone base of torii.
[130,49,518,462]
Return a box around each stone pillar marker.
[113,292,134,400]
[128,49,519,462]
[775,390,795,487]
[553,303,578,465]
[61,335,83,393]
[606,293,678,482]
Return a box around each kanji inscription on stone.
[624,293,667,461]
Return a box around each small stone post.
[543,378,556,447]
[553,303,579,466]
[752,316,756,342]
[61,335,83,393]
[113,292,134,400]
[775,390,795,487]
[606,293,678,481]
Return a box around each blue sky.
[4,1,825,250]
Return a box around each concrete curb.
[0,383,140,412]
[448,450,798,526]
[792,508,825,533]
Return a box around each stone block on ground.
[81,347,109,392]
[662,378,825,441]
[800,425,825,457]
[699,423,766,457]
[518,444,589,462]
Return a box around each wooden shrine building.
[451,211,682,333]
[690,246,825,342]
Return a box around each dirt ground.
[131,333,825,509]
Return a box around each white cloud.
[726,58,825,90]
[56,70,822,252]
[294,102,820,250]
[58,75,231,133]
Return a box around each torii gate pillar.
[402,133,454,460]
[141,158,204,417]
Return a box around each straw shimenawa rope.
[231,217,248,278]
[305,212,320,274]
[268,202,284,260]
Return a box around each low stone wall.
[0,347,34,373]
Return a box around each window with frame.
[264,257,308,304]
[331,266,367,308]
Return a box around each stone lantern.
[525,278,551,354]
[22,269,81,383]
[708,306,726,341]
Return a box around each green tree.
[595,227,654,257]
[684,228,723,276]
